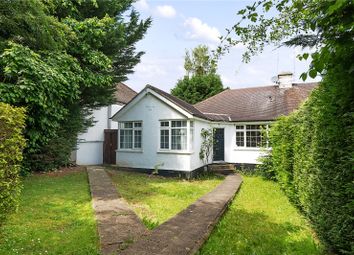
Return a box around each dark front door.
[103,129,118,164]
[213,128,224,161]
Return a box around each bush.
[267,69,354,254]
[256,152,276,181]
[0,102,26,223]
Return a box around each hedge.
[0,102,26,223]
[267,69,354,254]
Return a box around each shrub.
[0,102,26,223]
[268,69,354,254]
[256,152,276,181]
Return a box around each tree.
[184,45,216,76]
[220,1,353,253]
[171,45,224,104]
[171,74,223,104]
[0,0,151,171]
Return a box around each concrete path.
[119,173,243,255]
[87,166,147,255]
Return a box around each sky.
[126,0,317,93]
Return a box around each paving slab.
[87,166,148,255]
[119,173,243,255]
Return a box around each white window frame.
[118,121,143,150]
[235,123,270,149]
[159,120,194,152]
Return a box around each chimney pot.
[277,72,293,88]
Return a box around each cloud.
[134,0,149,11]
[156,5,176,18]
[183,17,221,43]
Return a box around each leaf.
[309,69,317,79]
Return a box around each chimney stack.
[277,72,293,88]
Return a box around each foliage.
[198,176,324,255]
[0,0,151,171]
[268,70,354,254]
[0,170,99,254]
[199,128,215,166]
[108,169,222,229]
[255,152,276,180]
[0,103,26,223]
[171,74,224,104]
[171,45,224,104]
[184,45,217,76]
[222,1,354,253]
[218,0,353,79]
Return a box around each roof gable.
[111,85,205,121]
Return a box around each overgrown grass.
[108,170,223,229]
[198,176,325,255]
[0,170,99,255]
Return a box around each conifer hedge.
[0,103,26,223]
[268,68,353,253]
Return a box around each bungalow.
[72,82,137,165]
[111,72,317,176]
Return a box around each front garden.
[0,168,326,254]
[0,169,99,255]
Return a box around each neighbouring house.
[111,72,317,176]
[72,82,137,165]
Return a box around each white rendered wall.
[190,119,211,170]
[191,121,265,166]
[115,94,193,171]
[75,104,123,165]
[215,123,265,164]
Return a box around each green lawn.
[0,170,99,255]
[198,176,325,255]
[107,170,223,229]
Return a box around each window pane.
[120,130,133,149]
[124,122,133,128]
[171,128,187,150]
[134,122,142,128]
[236,131,244,147]
[246,130,261,147]
[246,125,261,130]
[161,121,169,127]
[134,130,142,148]
[171,120,187,127]
[160,129,169,149]
[236,125,244,130]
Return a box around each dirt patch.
[33,165,86,177]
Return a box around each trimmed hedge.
[0,102,26,223]
[268,69,354,253]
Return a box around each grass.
[198,175,325,255]
[107,170,223,229]
[0,170,99,255]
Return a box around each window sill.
[157,150,194,155]
[116,149,143,153]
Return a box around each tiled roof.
[146,85,207,119]
[114,82,137,104]
[194,83,318,121]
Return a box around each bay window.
[160,120,193,151]
[119,121,142,150]
[235,124,269,148]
